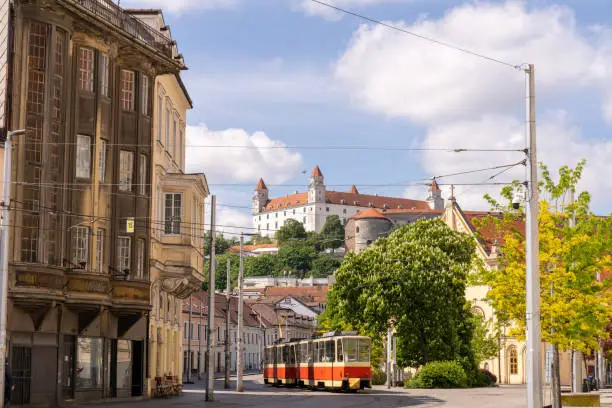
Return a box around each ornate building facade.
[2,1,184,405]
[125,9,208,396]
[252,166,443,237]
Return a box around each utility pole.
[224,258,231,389]
[186,295,193,383]
[568,189,583,393]
[236,233,245,392]
[525,64,542,408]
[198,293,203,380]
[0,130,26,402]
[386,324,392,389]
[205,195,216,401]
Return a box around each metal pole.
[0,131,24,403]
[205,195,216,401]
[224,258,231,389]
[236,234,244,392]
[198,294,202,380]
[525,64,542,408]
[186,295,193,383]
[386,325,392,389]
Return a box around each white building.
[252,166,444,237]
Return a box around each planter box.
[560,393,600,407]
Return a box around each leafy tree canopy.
[310,254,341,278]
[276,241,318,279]
[275,219,307,245]
[320,215,345,252]
[204,232,238,256]
[244,254,280,277]
[327,218,478,369]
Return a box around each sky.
[122,0,612,234]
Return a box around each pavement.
[69,375,612,408]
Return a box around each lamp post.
[0,130,28,403]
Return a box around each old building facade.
[3,0,183,405]
[125,9,208,396]
[252,166,442,237]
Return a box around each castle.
[252,166,444,237]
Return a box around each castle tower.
[308,165,326,204]
[427,179,444,210]
[253,178,269,214]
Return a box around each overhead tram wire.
[310,0,521,71]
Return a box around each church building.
[252,166,444,237]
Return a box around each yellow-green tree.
[482,160,612,408]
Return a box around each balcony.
[65,0,173,58]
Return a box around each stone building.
[125,9,209,395]
[2,0,183,405]
[252,166,442,237]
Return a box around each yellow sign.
[126,218,135,233]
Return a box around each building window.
[326,207,329,212]
[78,47,94,91]
[179,126,184,168]
[96,229,104,273]
[99,54,110,96]
[72,226,89,266]
[139,154,147,195]
[302,217,306,223]
[117,236,131,273]
[343,209,347,214]
[76,135,91,179]
[99,139,107,182]
[356,227,360,233]
[172,115,177,158]
[141,74,149,115]
[76,338,103,390]
[119,150,133,191]
[509,347,518,375]
[164,193,182,234]
[120,70,135,111]
[165,103,171,149]
[158,88,164,144]
[136,238,145,279]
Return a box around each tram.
[263,332,372,391]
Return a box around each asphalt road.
[73,375,531,408]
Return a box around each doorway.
[11,345,32,405]
[131,341,143,397]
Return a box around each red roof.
[263,286,328,305]
[350,185,359,194]
[463,211,525,253]
[350,207,389,220]
[312,166,323,177]
[381,208,443,215]
[228,243,278,254]
[256,178,268,190]
[263,192,309,211]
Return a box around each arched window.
[509,347,518,375]
[472,306,485,319]
[159,294,164,318]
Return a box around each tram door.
[293,344,299,385]
[307,342,314,387]
[273,346,279,385]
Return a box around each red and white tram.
[264,332,372,391]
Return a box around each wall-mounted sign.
[126,218,135,233]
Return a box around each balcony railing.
[70,0,173,58]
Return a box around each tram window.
[358,339,370,362]
[277,346,284,364]
[323,340,335,362]
[337,340,343,362]
[289,345,296,364]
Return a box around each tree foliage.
[326,218,479,370]
[310,254,341,278]
[277,241,317,279]
[320,215,345,252]
[245,254,279,277]
[203,232,238,256]
[275,219,307,245]
[470,314,500,364]
[204,252,240,291]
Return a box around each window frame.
[138,154,147,196]
[96,229,105,273]
[78,47,94,92]
[116,236,131,273]
[119,150,134,192]
[72,226,89,266]
[136,238,145,280]
[509,347,518,375]
[164,193,182,235]
[140,74,149,116]
[120,69,135,112]
[76,134,91,180]
[99,54,110,97]
[98,139,107,183]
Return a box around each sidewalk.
[600,387,612,407]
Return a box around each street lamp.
[0,129,28,403]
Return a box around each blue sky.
[124,0,612,232]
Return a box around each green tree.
[204,252,240,291]
[275,219,307,245]
[470,313,500,365]
[481,160,612,408]
[320,215,345,253]
[327,218,478,372]
[277,241,317,279]
[309,254,341,278]
[204,232,238,255]
[244,254,279,277]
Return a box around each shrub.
[408,361,468,389]
[471,369,497,387]
[372,369,387,385]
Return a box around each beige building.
[125,9,209,396]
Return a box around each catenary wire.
[309,0,521,70]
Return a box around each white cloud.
[207,203,253,237]
[336,1,612,213]
[335,1,612,124]
[120,0,237,13]
[186,124,303,185]
[297,0,411,21]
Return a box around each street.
[73,375,529,408]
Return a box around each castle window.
[302,217,306,223]
[276,213,278,218]
[293,209,295,215]
[326,207,329,212]
[356,227,360,233]
[343,209,347,214]
[284,211,287,216]
[267,214,269,219]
